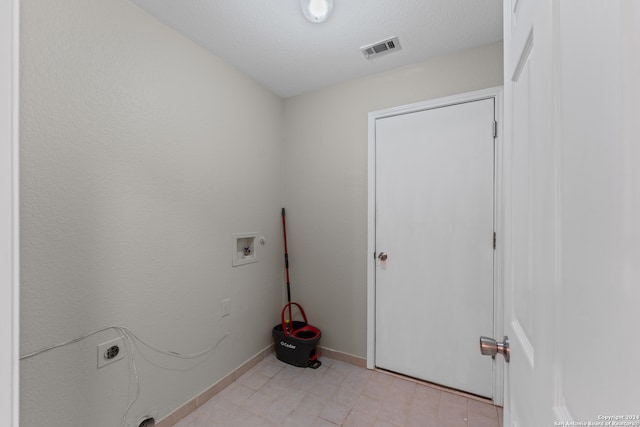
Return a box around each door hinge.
[493,232,497,250]
[493,121,498,138]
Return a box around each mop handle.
[282,208,292,330]
[282,208,291,300]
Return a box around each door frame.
[367,87,505,404]
[0,0,20,425]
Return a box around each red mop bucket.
[272,302,321,368]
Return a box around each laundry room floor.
[173,353,503,427]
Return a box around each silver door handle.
[378,252,388,261]
[479,336,510,363]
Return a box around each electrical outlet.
[221,298,231,317]
[97,337,125,368]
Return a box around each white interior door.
[502,0,554,424]
[375,98,495,398]
[503,1,640,425]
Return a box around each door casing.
[0,0,20,425]
[367,86,505,405]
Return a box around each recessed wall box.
[232,232,261,266]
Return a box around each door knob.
[378,252,388,261]
[479,336,510,363]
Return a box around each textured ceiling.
[128,0,503,98]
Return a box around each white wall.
[19,1,283,426]
[283,42,504,358]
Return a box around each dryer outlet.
[97,337,125,368]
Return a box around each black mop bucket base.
[272,321,322,368]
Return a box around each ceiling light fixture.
[301,0,333,23]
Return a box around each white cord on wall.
[20,325,231,427]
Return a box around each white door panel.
[556,1,640,418]
[375,99,495,398]
[504,0,557,423]
[503,0,640,425]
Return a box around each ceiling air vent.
[361,37,401,59]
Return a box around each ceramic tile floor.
[174,354,503,427]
